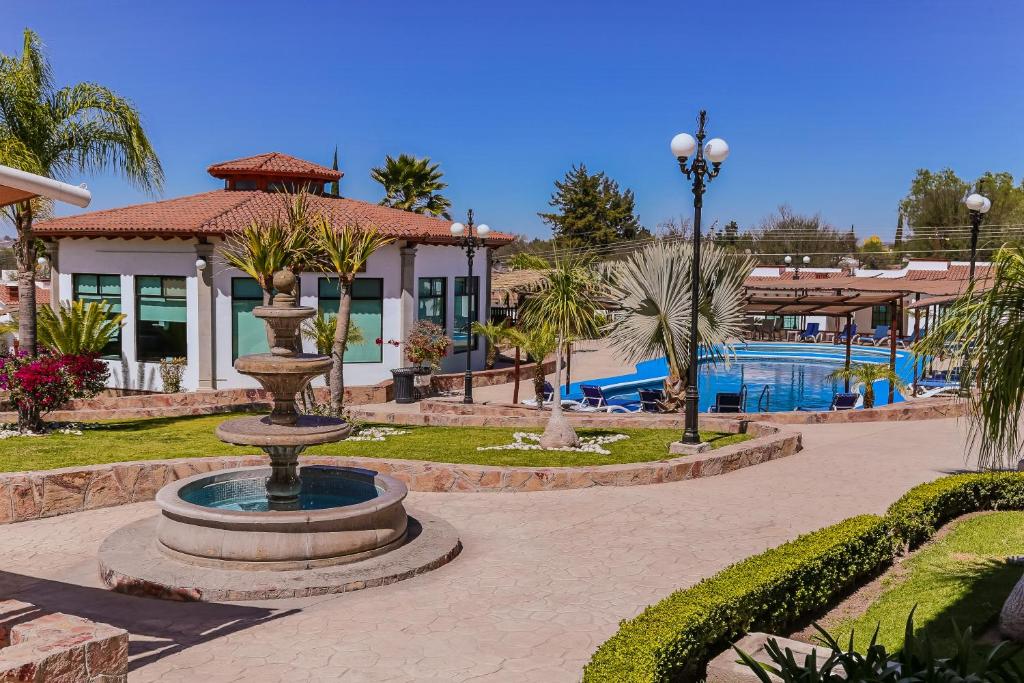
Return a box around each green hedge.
[583,472,1024,682]
[582,515,894,682]
[887,472,1024,549]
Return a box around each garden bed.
[792,511,1024,660]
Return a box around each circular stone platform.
[99,510,461,601]
[216,415,352,447]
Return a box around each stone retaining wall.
[0,599,128,682]
[0,422,799,524]
[359,396,963,427]
[0,359,556,423]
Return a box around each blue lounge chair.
[830,392,860,410]
[799,322,821,342]
[834,323,857,344]
[917,368,961,389]
[710,385,748,413]
[578,384,639,413]
[637,388,665,413]
[859,325,889,346]
[543,381,554,402]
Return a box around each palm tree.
[370,154,452,219]
[37,300,124,355]
[218,193,318,304]
[0,29,163,355]
[313,217,394,414]
[826,362,907,409]
[915,246,1024,470]
[504,324,558,409]
[602,239,754,411]
[520,254,602,447]
[471,320,509,369]
[302,311,363,389]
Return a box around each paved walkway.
[0,418,972,682]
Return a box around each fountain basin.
[155,466,408,570]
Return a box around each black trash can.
[391,367,419,404]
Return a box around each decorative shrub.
[886,472,1024,549]
[158,357,187,393]
[583,472,1024,682]
[582,515,894,682]
[0,351,109,432]
[403,320,451,371]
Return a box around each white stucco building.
[35,153,512,392]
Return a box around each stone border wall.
[0,422,799,524]
[0,599,128,682]
[353,396,963,427]
[0,359,556,423]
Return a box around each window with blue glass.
[135,276,187,362]
[232,278,269,360]
[318,278,383,363]
[72,274,122,358]
[454,276,479,352]
[417,277,446,329]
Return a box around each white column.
[195,242,216,390]
[400,243,417,366]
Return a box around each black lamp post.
[450,209,490,404]
[964,189,991,282]
[784,254,811,280]
[671,110,730,445]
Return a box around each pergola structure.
[742,274,988,400]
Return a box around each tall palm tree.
[602,239,755,411]
[0,29,163,355]
[826,362,907,409]
[915,246,1024,470]
[520,254,602,447]
[219,193,318,304]
[370,154,452,219]
[314,218,394,414]
[37,300,124,355]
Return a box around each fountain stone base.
[155,466,407,569]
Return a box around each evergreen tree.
[894,212,904,251]
[538,164,643,248]
[330,145,340,196]
[723,220,740,246]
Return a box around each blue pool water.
[564,342,921,412]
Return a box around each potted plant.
[388,321,451,403]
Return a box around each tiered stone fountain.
[98,271,460,600]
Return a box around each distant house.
[34,153,513,391]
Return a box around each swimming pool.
[564,342,920,412]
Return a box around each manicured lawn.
[0,413,751,472]
[831,511,1024,655]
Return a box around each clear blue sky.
[4,1,1022,241]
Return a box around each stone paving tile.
[0,418,970,682]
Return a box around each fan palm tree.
[0,29,163,355]
[313,217,394,414]
[602,239,755,411]
[37,300,124,355]
[520,254,602,447]
[826,362,907,409]
[471,320,509,369]
[915,246,1024,470]
[370,154,452,219]
[504,324,558,409]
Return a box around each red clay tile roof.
[34,190,515,246]
[905,264,990,281]
[207,153,342,181]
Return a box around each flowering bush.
[403,320,452,371]
[159,357,187,393]
[0,352,109,432]
[477,432,629,455]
